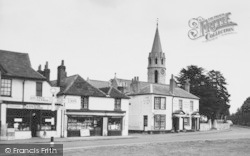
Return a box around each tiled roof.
[51,75,106,97]
[88,79,110,88]
[113,78,199,99]
[86,78,198,100]
[0,50,45,80]
[99,87,130,99]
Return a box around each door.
[143,115,148,131]
[192,118,196,130]
[173,117,179,132]
[91,117,102,136]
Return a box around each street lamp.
[50,87,60,148]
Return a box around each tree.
[176,65,230,120]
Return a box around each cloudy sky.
[0,0,249,113]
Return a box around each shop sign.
[24,104,43,109]
[30,96,52,103]
[7,104,23,109]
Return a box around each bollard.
[50,137,54,150]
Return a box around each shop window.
[81,96,89,109]
[67,117,94,131]
[154,115,165,130]
[40,111,57,131]
[184,117,190,126]
[1,79,12,97]
[179,99,183,110]
[7,109,30,131]
[154,97,166,110]
[36,82,43,97]
[115,98,121,110]
[108,117,122,131]
[190,101,194,112]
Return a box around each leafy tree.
[176,65,230,120]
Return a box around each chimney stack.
[37,65,43,75]
[44,61,50,82]
[184,79,190,92]
[57,60,67,87]
[170,74,176,95]
[130,76,140,93]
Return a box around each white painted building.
[90,24,200,133]
[51,61,130,137]
[0,50,63,140]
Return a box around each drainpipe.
[22,80,25,102]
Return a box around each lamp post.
[50,87,59,147]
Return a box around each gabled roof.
[99,87,130,99]
[0,49,45,80]
[51,75,106,97]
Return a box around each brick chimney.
[130,76,140,93]
[37,65,43,75]
[184,79,190,92]
[44,61,50,82]
[57,60,67,87]
[170,74,176,95]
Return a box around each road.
[62,126,250,151]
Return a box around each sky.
[0,0,250,113]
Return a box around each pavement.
[0,128,233,144]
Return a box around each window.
[81,96,89,109]
[179,99,183,110]
[154,115,165,130]
[149,58,151,65]
[154,70,158,83]
[161,59,164,65]
[36,82,43,96]
[1,79,12,96]
[190,101,194,112]
[154,97,166,110]
[115,98,121,110]
[155,58,158,64]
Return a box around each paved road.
[63,126,250,151]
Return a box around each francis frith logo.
[188,12,237,41]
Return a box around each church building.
[89,23,200,133]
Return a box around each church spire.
[151,19,163,53]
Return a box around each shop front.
[66,111,125,137]
[1,103,62,140]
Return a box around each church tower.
[147,22,166,84]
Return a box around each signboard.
[80,129,90,137]
[7,104,58,110]
[14,118,22,122]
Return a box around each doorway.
[31,110,40,137]
[173,117,179,132]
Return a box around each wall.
[129,95,152,131]
[1,79,53,103]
